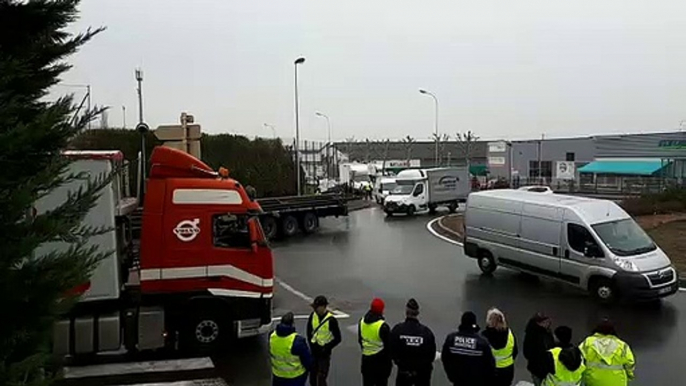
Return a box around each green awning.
[470,164,489,176]
[578,160,669,176]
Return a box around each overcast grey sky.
[60,0,686,141]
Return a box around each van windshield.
[592,219,656,257]
[381,182,397,191]
[390,184,413,195]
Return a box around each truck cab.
[51,146,273,358]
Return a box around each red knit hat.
[370,298,385,314]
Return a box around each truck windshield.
[352,175,370,182]
[381,182,396,191]
[592,218,656,257]
[390,184,414,195]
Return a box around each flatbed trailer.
[256,193,348,239]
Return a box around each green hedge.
[69,129,296,197]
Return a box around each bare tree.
[434,133,451,166]
[344,136,356,161]
[402,135,416,165]
[455,130,479,170]
[380,139,391,173]
[364,138,373,163]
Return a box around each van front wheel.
[590,277,616,303]
[477,251,497,275]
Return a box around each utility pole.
[135,68,146,202]
[86,85,92,130]
[294,57,306,195]
[135,68,144,123]
[122,105,126,129]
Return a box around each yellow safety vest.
[310,312,334,346]
[492,329,516,368]
[270,332,306,379]
[579,334,635,386]
[543,347,586,386]
[360,319,385,356]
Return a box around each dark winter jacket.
[272,323,312,386]
[358,311,392,374]
[389,318,437,372]
[306,311,342,357]
[523,320,555,378]
[441,326,496,386]
[482,327,519,362]
[541,342,583,378]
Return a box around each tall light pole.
[294,57,306,195]
[59,84,92,127]
[263,123,276,138]
[135,68,144,123]
[419,89,439,167]
[122,105,126,129]
[316,111,332,179]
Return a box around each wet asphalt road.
[214,206,686,385]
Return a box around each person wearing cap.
[306,295,342,386]
[523,312,555,386]
[270,312,312,386]
[579,319,635,386]
[358,298,392,386]
[441,311,495,386]
[482,308,518,386]
[389,298,436,386]
[539,326,585,386]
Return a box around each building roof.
[578,160,669,176]
[333,140,488,162]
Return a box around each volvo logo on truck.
[174,218,200,242]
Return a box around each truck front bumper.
[614,268,679,301]
[384,202,408,213]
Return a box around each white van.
[463,190,678,301]
[373,177,397,204]
[384,167,470,216]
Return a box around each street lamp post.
[419,89,439,167]
[263,123,276,138]
[294,57,306,195]
[316,111,332,179]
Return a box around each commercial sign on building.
[488,156,506,166]
[658,140,686,149]
[555,161,575,180]
[373,159,421,168]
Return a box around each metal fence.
[513,176,686,196]
[287,140,340,192]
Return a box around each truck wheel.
[428,204,437,214]
[260,216,278,240]
[300,212,319,234]
[182,309,229,355]
[477,250,497,275]
[448,202,458,213]
[590,277,617,303]
[281,215,299,237]
[407,205,416,216]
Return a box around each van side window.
[413,184,424,196]
[567,223,602,257]
[213,214,251,249]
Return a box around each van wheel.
[590,278,616,303]
[300,212,319,234]
[477,251,497,275]
[407,205,416,216]
[260,216,278,240]
[281,215,299,237]
[448,202,458,213]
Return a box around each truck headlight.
[613,258,639,272]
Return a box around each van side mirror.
[248,218,259,253]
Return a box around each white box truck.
[383,167,470,216]
[463,189,678,302]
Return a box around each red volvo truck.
[44,146,273,357]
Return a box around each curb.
[436,214,464,240]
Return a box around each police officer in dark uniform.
[389,299,436,386]
[441,311,495,386]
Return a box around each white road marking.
[426,217,463,246]
[434,351,441,362]
[64,358,214,379]
[679,287,686,292]
[114,380,228,386]
[514,382,534,386]
[274,277,351,319]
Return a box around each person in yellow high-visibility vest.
[482,308,518,386]
[307,295,342,386]
[579,319,635,386]
[358,298,392,386]
[270,312,312,386]
[542,346,585,386]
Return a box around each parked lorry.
[42,147,274,358]
[339,162,373,192]
[256,194,347,239]
[383,167,470,216]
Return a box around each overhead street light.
[263,123,276,138]
[419,88,439,166]
[294,57,306,195]
[315,111,332,179]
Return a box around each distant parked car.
[518,185,553,193]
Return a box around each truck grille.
[646,268,674,286]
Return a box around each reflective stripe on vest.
[311,312,334,346]
[360,319,385,356]
[270,332,306,379]
[542,347,585,386]
[492,329,515,368]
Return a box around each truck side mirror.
[248,218,259,253]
